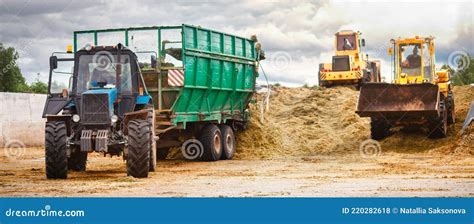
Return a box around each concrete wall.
[0,93,47,147]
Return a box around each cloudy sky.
[0,0,472,86]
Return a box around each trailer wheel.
[127,119,151,178]
[370,118,391,140]
[156,148,170,160]
[68,149,87,171]
[45,121,68,179]
[219,125,236,160]
[428,101,448,138]
[199,124,223,161]
[446,91,455,125]
[147,108,157,172]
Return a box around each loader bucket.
[356,83,440,119]
[461,101,474,133]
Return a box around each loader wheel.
[68,149,87,171]
[45,121,68,179]
[428,101,448,138]
[147,108,157,172]
[370,118,391,140]
[446,91,455,125]
[219,125,236,160]
[156,148,170,160]
[199,124,223,161]
[127,119,151,178]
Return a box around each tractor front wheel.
[127,119,151,178]
[45,121,68,179]
[68,149,87,171]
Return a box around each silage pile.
[235,86,371,159]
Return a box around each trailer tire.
[156,148,170,160]
[45,121,68,179]
[219,125,236,160]
[370,118,391,140]
[68,149,87,171]
[127,119,151,178]
[199,124,223,161]
[428,101,448,138]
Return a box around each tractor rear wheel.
[428,101,448,138]
[127,119,151,178]
[219,125,236,160]
[68,149,87,171]
[45,121,68,179]
[199,124,223,161]
[370,118,391,140]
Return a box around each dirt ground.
[0,85,473,197]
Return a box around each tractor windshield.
[336,34,356,51]
[399,43,422,77]
[76,54,132,94]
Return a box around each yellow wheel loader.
[318,30,381,89]
[356,36,455,139]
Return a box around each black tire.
[318,63,327,87]
[156,148,170,160]
[219,125,236,160]
[446,91,455,125]
[199,124,223,161]
[127,119,151,178]
[428,101,448,138]
[68,149,87,171]
[147,108,157,172]
[370,118,391,140]
[45,121,68,179]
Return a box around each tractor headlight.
[72,114,80,123]
[111,115,118,123]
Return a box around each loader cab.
[392,37,435,84]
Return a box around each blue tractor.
[43,43,156,179]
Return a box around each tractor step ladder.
[155,109,176,134]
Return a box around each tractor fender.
[123,109,149,135]
[45,114,72,136]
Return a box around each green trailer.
[74,24,264,161]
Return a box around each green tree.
[447,56,474,85]
[0,43,29,92]
[29,81,48,94]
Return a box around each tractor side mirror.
[151,55,157,68]
[361,39,366,47]
[49,56,58,70]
